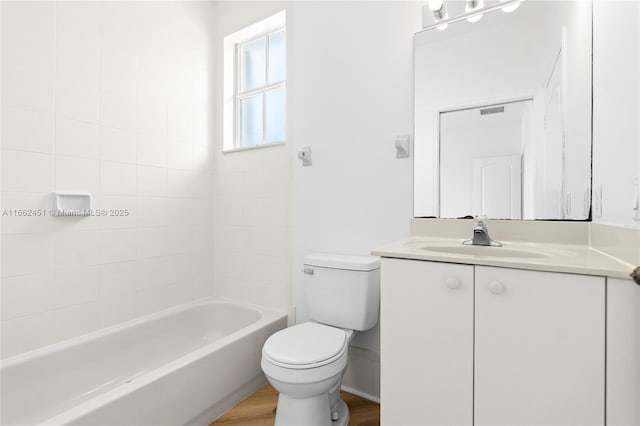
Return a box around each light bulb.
[429,0,444,11]
[466,0,484,22]
[429,0,448,29]
[467,13,483,23]
[501,0,520,13]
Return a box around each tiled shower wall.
[0,1,216,358]
[212,2,292,316]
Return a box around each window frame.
[233,27,286,150]
[222,10,286,153]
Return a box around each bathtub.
[1,299,287,425]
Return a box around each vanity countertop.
[372,236,635,280]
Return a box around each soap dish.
[53,192,91,217]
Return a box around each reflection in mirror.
[440,100,531,219]
[414,0,592,220]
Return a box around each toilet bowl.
[261,322,355,426]
[260,253,380,426]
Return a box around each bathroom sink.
[418,245,550,259]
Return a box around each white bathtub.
[1,299,287,426]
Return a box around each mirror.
[414,0,592,220]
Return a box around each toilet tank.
[303,253,380,331]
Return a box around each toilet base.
[273,392,350,426]
[332,398,350,426]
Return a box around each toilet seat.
[263,322,348,369]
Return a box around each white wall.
[290,0,420,354]
[592,0,640,228]
[212,1,419,398]
[213,2,293,314]
[0,1,216,358]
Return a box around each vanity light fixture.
[466,0,484,23]
[500,0,521,13]
[419,0,525,33]
[429,0,449,31]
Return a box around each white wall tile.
[54,302,101,342]
[55,156,100,195]
[136,227,170,259]
[1,149,54,193]
[99,296,137,328]
[54,230,101,269]
[137,197,171,227]
[1,1,55,113]
[168,226,196,255]
[193,144,214,175]
[135,286,169,316]
[100,161,137,196]
[187,198,213,226]
[165,282,194,306]
[100,261,139,297]
[1,272,56,321]
[214,225,250,252]
[168,169,209,198]
[1,1,217,358]
[53,265,100,309]
[2,309,60,358]
[215,199,246,226]
[168,142,195,170]
[137,132,168,167]
[215,171,245,201]
[101,127,137,164]
[135,256,171,290]
[1,233,55,277]
[137,165,167,196]
[192,251,215,299]
[1,193,55,234]
[248,226,287,256]
[56,1,100,123]
[1,108,55,154]
[56,117,100,159]
[101,2,137,131]
[165,253,195,285]
[99,229,138,263]
[98,260,141,327]
[1,303,100,358]
[99,196,137,229]
[137,2,169,137]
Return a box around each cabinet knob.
[445,277,461,290]
[488,281,505,295]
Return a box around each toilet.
[261,253,380,426]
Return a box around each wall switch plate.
[297,147,312,166]
[395,135,410,159]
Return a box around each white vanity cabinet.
[381,259,474,426]
[380,258,606,426]
[606,278,640,425]
[474,266,605,426]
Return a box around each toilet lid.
[263,322,347,366]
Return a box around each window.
[223,12,286,152]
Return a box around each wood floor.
[211,384,380,426]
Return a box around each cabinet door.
[475,266,605,425]
[380,258,473,426]
[607,278,640,425]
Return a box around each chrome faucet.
[463,216,502,247]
